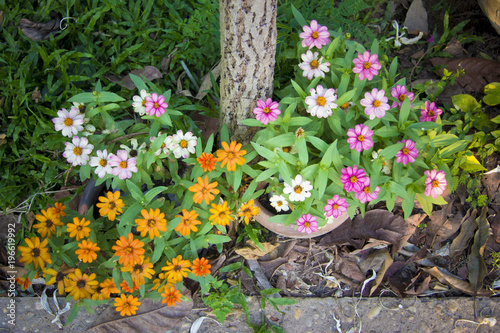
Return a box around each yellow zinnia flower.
[238,199,259,224]
[174,209,201,236]
[65,268,98,300]
[114,294,141,317]
[188,176,220,205]
[96,191,124,221]
[66,217,91,241]
[135,208,167,239]
[216,141,246,171]
[33,208,63,238]
[208,201,232,226]
[18,236,52,270]
[75,239,100,263]
[161,255,191,283]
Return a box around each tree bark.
[219,0,277,144]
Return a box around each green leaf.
[432,134,458,147]
[251,142,276,161]
[389,181,409,200]
[245,224,266,252]
[256,168,278,183]
[407,122,442,130]
[379,142,404,160]
[260,288,281,296]
[129,74,149,91]
[126,179,144,202]
[483,82,500,106]
[460,154,486,172]
[416,193,433,216]
[241,119,266,127]
[389,57,398,81]
[151,236,165,264]
[219,262,243,272]
[399,97,411,126]
[288,117,312,127]
[452,94,477,112]
[296,137,308,166]
[374,126,399,138]
[439,140,470,158]
[291,4,308,28]
[291,79,307,99]
[144,186,168,203]
[316,168,329,199]
[206,234,231,244]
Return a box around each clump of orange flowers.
[216,141,246,171]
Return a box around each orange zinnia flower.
[120,279,141,293]
[121,257,155,285]
[161,255,191,282]
[114,294,141,316]
[216,141,246,171]
[188,176,220,205]
[208,201,232,226]
[191,257,211,277]
[15,276,31,290]
[135,208,167,239]
[66,217,91,241]
[52,202,66,218]
[238,199,260,224]
[75,239,100,263]
[161,286,183,307]
[112,233,145,267]
[96,191,125,221]
[174,209,201,236]
[33,207,63,238]
[197,152,217,172]
[99,278,120,299]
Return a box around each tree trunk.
[219,0,277,144]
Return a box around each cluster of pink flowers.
[340,165,380,204]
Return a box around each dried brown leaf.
[19,18,60,41]
[87,287,192,333]
[105,66,163,90]
[449,209,477,258]
[235,240,279,260]
[369,250,393,296]
[359,248,389,275]
[421,266,492,296]
[467,206,490,296]
[490,213,500,244]
[403,0,428,35]
[430,57,500,92]
[482,171,500,200]
[195,62,221,100]
[426,203,464,248]
[336,257,365,283]
[404,271,431,295]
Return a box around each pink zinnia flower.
[352,51,381,81]
[395,140,419,165]
[53,107,85,137]
[340,165,370,193]
[253,98,281,125]
[420,101,443,122]
[424,170,447,198]
[296,214,318,234]
[390,85,415,108]
[298,50,330,79]
[347,124,374,152]
[304,85,337,118]
[299,20,330,49]
[324,195,348,218]
[360,88,390,119]
[108,150,138,180]
[144,93,168,117]
[354,181,381,204]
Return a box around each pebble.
[447,300,459,313]
[294,308,302,319]
[366,306,382,319]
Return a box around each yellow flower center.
[148,219,156,227]
[341,102,349,110]
[64,118,73,126]
[263,107,270,114]
[179,140,188,148]
[310,59,319,69]
[304,221,310,228]
[227,152,235,159]
[282,146,291,153]
[357,135,364,142]
[73,147,82,156]
[432,180,440,188]
[99,158,107,167]
[382,161,387,166]
[364,186,371,193]
[399,94,406,101]
[119,161,128,168]
[294,185,303,194]
[154,102,159,109]
[277,201,283,207]
[402,148,409,155]
[373,100,381,107]
[428,110,435,116]
[333,204,339,210]
[363,62,371,69]
[142,99,146,106]
[316,96,326,106]
[312,31,319,39]
[350,176,358,183]
[76,225,82,231]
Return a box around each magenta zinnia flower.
[340,165,370,193]
[144,93,168,117]
[424,170,447,198]
[352,51,381,81]
[354,182,381,204]
[360,88,390,119]
[347,124,374,152]
[253,98,281,125]
[390,85,415,108]
[420,101,443,122]
[324,195,348,218]
[296,214,318,234]
[299,20,330,49]
[395,140,419,165]
[108,150,138,180]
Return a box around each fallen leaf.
[258,257,288,279]
[20,17,60,41]
[359,248,389,275]
[404,271,431,295]
[421,266,492,296]
[235,240,279,260]
[443,37,464,57]
[478,0,500,35]
[426,203,464,248]
[403,0,428,35]
[490,213,500,244]
[430,57,500,92]
[449,209,477,258]
[31,87,42,103]
[387,262,417,297]
[161,48,177,74]
[87,287,192,333]
[105,66,163,90]
[336,257,365,283]
[0,11,4,27]
[369,250,393,295]
[195,62,221,100]
[0,134,6,146]
[482,171,500,200]
[468,207,490,296]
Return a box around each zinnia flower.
[299,50,330,79]
[299,20,330,49]
[75,239,100,263]
[66,217,91,241]
[197,152,217,172]
[135,208,167,239]
[420,101,443,122]
[390,85,414,108]
[15,276,31,290]
[18,237,52,270]
[424,170,447,198]
[132,89,151,115]
[119,139,147,158]
[208,201,233,226]
[65,268,98,300]
[108,150,138,180]
[63,136,93,166]
[216,141,246,171]
[352,51,381,81]
[121,257,155,285]
[52,107,84,137]
[191,257,211,277]
[347,124,374,152]
[360,88,390,119]
[371,150,392,175]
[162,255,191,282]
[161,286,183,307]
[395,140,419,165]
[296,214,318,234]
[324,195,348,218]
[304,85,338,118]
[238,199,259,224]
[89,149,113,178]
[340,165,370,193]
[100,279,120,299]
[52,202,66,218]
[188,176,220,205]
[120,280,140,293]
[114,294,141,316]
[144,92,168,117]
[253,98,281,125]
[170,130,197,158]
[175,209,201,236]
[283,175,313,202]
[96,191,125,221]
[354,182,381,204]
[150,133,172,156]
[33,208,63,238]
[112,233,145,267]
[269,195,289,212]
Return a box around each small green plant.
[491,251,500,270]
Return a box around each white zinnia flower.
[119,139,146,158]
[149,133,173,157]
[371,149,392,175]
[304,85,338,118]
[269,195,289,212]
[170,130,197,158]
[62,136,93,166]
[132,89,151,115]
[89,149,113,178]
[298,50,330,80]
[52,107,85,137]
[283,175,313,202]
